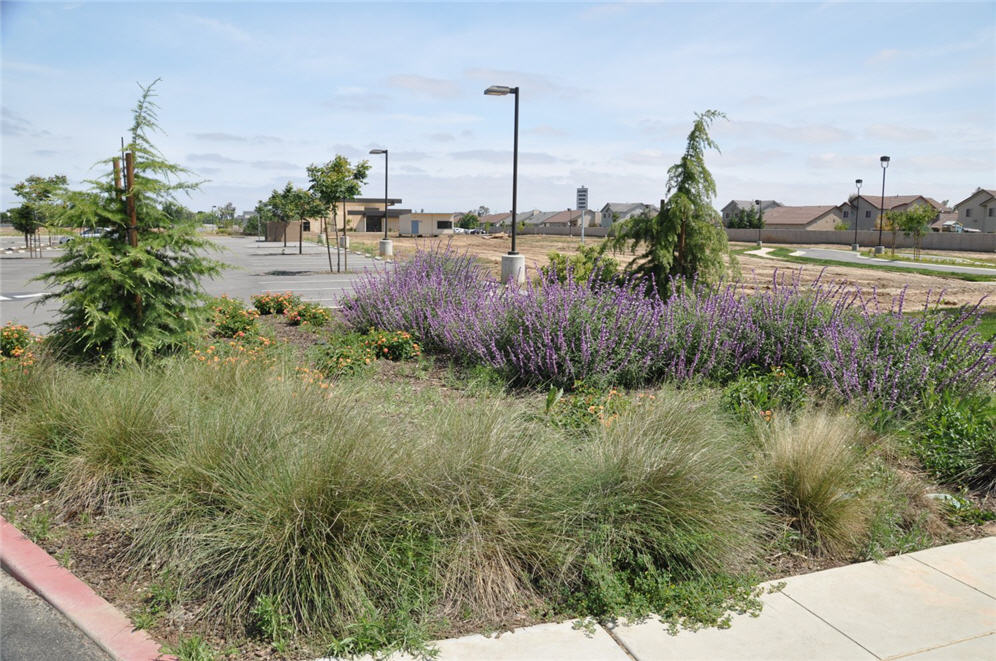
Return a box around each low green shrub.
[540,245,621,285]
[546,381,630,432]
[906,391,996,492]
[251,292,302,315]
[722,365,808,423]
[312,333,376,377]
[362,329,421,361]
[1,322,35,358]
[284,302,331,327]
[250,594,292,652]
[211,296,260,338]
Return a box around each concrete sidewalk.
[331,537,995,661]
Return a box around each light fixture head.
[369,149,387,155]
[484,85,513,96]
[754,199,761,205]
[856,178,863,185]
[880,155,890,167]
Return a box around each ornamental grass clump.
[757,408,876,557]
[3,350,768,650]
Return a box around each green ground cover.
[757,247,996,282]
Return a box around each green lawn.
[757,247,996,282]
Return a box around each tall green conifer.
[40,80,223,364]
[607,110,735,297]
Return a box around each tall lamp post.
[754,199,763,246]
[484,84,524,285]
[369,148,391,258]
[875,156,890,255]
[851,178,863,251]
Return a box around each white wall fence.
[517,225,611,238]
[725,228,996,252]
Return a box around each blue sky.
[2,1,994,216]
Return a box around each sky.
[2,1,994,216]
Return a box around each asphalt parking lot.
[0,235,390,332]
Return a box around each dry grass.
[757,409,877,557]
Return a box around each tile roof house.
[540,209,599,228]
[480,212,512,227]
[721,200,781,225]
[836,194,942,231]
[761,205,842,230]
[953,188,996,233]
[599,202,659,227]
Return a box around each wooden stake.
[125,152,138,248]
[113,158,122,201]
[125,151,142,319]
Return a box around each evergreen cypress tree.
[39,80,223,364]
[606,110,735,297]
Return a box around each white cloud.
[387,74,460,98]
[715,120,852,144]
[187,153,241,164]
[865,124,934,142]
[526,125,568,137]
[463,68,586,99]
[191,132,282,144]
[449,149,562,164]
[324,91,391,113]
[250,160,298,170]
[183,14,252,44]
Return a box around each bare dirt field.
[347,232,996,311]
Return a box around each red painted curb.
[0,516,176,661]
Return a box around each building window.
[302,221,311,232]
[965,209,972,218]
[843,210,849,218]
[989,208,994,217]
[865,211,871,218]
[437,220,453,229]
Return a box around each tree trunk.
[325,210,335,273]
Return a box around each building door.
[411,220,421,236]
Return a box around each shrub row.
[342,247,996,409]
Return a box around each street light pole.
[754,199,762,247]
[875,156,890,255]
[485,84,524,284]
[851,178,862,251]
[369,148,392,258]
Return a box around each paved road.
[796,248,996,276]
[1,571,109,661]
[0,236,391,332]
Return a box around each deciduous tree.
[887,205,936,261]
[10,174,67,246]
[307,156,370,272]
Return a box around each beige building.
[762,205,841,230]
[399,213,458,237]
[953,188,996,233]
[265,197,409,241]
[836,194,942,231]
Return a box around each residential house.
[761,205,842,230]
[599,202,659,228]
[953,188,996,233]
[540,209,600,228]
[721,200,781,225]
[480,212,512,228]
[835,195,943,231]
